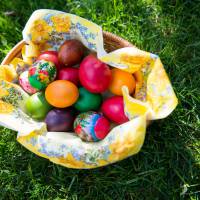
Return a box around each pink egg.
[101,96,129,124]
[19,71,38,94]
[79,55,111,93]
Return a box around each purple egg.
[45,108,76,132]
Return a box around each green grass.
[0,0,200,199]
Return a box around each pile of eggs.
[19,39,136,142]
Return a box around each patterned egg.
[19,71,38,94]
[28,59,57,90]
[74,111,110,142]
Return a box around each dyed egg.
[45,80,79,108]
[74,87,102,112]
[101,96,129,124]
[58,67,79,86]
[109,68,136,95]
[37,51,62,70]
[74,111,110,142]
[58,39,85,67]
[25,92,52,120]
[19,71,38,94]
[45,108,76,132]
[79,55,111,93]
[28,60,57,90]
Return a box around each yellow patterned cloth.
[0,9,178,169]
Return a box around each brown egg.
[58,39,85,67]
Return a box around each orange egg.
[45,80,79,108]
[109,68,136,95]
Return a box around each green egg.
[74,87,102,112]
[25,92,52,120]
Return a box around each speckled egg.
[28,59,57,90]
[74,111,110,142]
[19,71,38,94]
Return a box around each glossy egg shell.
[101,96,129,124]
[19,71,38,94]
[74,111,110,142]
[58,67,79,86]
[74,87,102,112]
[28,60,57,90]
[79,55,111,93]
[58,39,85,67]
[25,92,52,120]
[109,68,136,95]
[37,51,61,69]
[45,108,76,132]
[45,80,79,108]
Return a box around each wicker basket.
[1,31,134,65]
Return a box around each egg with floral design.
[28,59,57,90]
[19,71,38,94]
[74,111,110,142]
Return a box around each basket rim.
[1,31,134,65]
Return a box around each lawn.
[0,0,200,199]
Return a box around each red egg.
[94,116,110,140]
[58,67,79,86]
[79,55,111,93]
[37,51,61,69]
[101,96,129,124]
